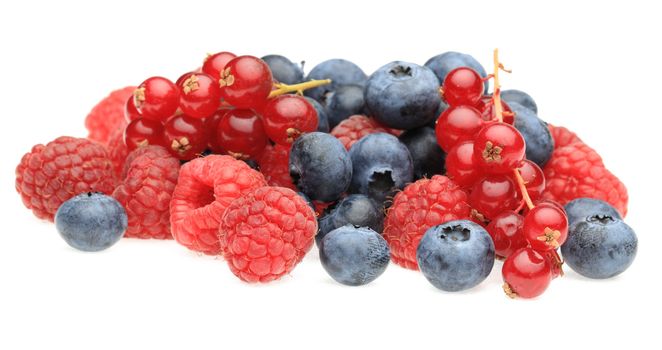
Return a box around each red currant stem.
[513,168,535,210]
[491,48,511,123]
[514,199,526,213]
[549,250,565,277]
[268,79,332,98]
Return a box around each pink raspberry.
[85,86,135,144]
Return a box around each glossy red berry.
[445,141,482,189]
[124,118,165,151]
[473,122,526,174]
[522,202,569,252]
[204,109,226,152]
[216,109,268,159]
[262,95,318,145]
[124,96,141,122]
[469,175,519,221]
[442,67,484,106]
[176,72,221,119]
[202,51,237,80]
[517,160,545,201]
[163,114,209,160]
[218,55,273,109]
[502,247,553,299]
[486,211,526,258]
[477,97,514,124]
[543,250,564,279]
[435,105,484,152]
[133,77,180,121]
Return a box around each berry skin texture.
[257,144,296,190]
[218,55,273,109]
[124,118,165,151]
[305,97,330,133]
[502,247,553,299]
[564,197,622,227]
[304,59,367,102]
[320,225,390,286]
[548,124,582,149]
[511,102,554,167]
[170,155,267,255]
[323,84,366,128]
[55,192,127,252]
[317,194,384,246]
[112,146,180,239]
[486,211,526,259]
[445,141,481,189]
[442,67,484,106]
[176,72,221,118]
[133,77,180,121]
[473,122,526,175]
[398,126,446,180]
[522,202,569,251]
[501,89,538,114]
[469,175,519,221]
[331,115,399,150]
[262,54,304,85]
[163,114,209,160]
[85,86,135,144]
[424,51,488,92]
[383,175,470,270]
[16,137,116,221]
[216,109,268,159]
[262,95,318,145]
[106,127,129,178]
[221,186,317,283]
[561,216,637,279]
[517,160,545,201]
[202,51,237,80]
[435,105,485,153]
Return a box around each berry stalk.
[513,168,535,210]
[268,79,332,98]
[491,49,511,123]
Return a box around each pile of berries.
[15,49,637,298]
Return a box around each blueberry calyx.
[368,169,395,195]
[389,65,413,78]
[587,215,617,225]
[439,225,471,241]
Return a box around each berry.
[305,97,330,133]
[502,247,553,299]
[176,72,221,118]
[323,84,366,128]
[133,77,180,121]
[317,194,384,246]
[261,54,303,85]
[435,105,485,152]
[517,160,545,201]
[216,109,268,159]
[416,220,495,292]
[112,146,180,239]
[55,192,127,252]
[473,122,526,174]
[170,155,267,255]
[548,124,582,149]
[424,51,488,92]
[304,59,367,101]
[106,127,129,178]
[163,114,209,160]
[442,67,484,106]
[477,97,514,124]
[289,132,352,202]
[511,102,554,167]
[262,95,318,145]
[331,115,399,150]
[469,175,519,222]
[445,141,482,189]
[257,144,296,190]
[204,109,226,152]
[398,126,446,180]
[383,175,470,270]
[564,198,622,227]
[85,86,135,144]
[218,55,273,108]
[501,89,538,114]
[202,51,237,80]
[348,133,413,204]
[15,137,116,221]
[124,95,141,122]
[124,118,165,151]
[522,202,569,251]
[561,215,637,279]
[486,211,526,258]
[319,225,390,286]
[220,186,317,283]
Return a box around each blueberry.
[317,194,384,246]
[426,100,449,128]
[416,220,495,292]
[398,126,446,180]
[424,51,488,93]
[365,61,441,130]
[564,198,622,227]
[561,216,637,279]
[54,192,127,252]
[319,225,390,286]
[511,102,554,167]
[322,84,366,128]
[501,89,538,114]
[305,97,330,133]
[289,132,352,202]
[304,59,367,101]
[348,133,413,204]
[261,54,303,85]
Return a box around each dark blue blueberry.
[304,59,367,101]
[424,51,488,93]
[319,225,390,286]
[398,126,446,180]
[348,133,413,204]
[564,198,622,227]
[316,194,384,246]
[322,84,366,128]
[426,100,449,128]
[511,102,554,167]
[561,215,637,279]
[416,220,495,292]
[501,89,538,114]
[54,192,127,252]
[261,54,303,85]
[305,97,330,133]
[365,61,441,130]
[289,132,352,202]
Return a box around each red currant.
[163,114,209,160]
[445,141,482,189]
[202,51,237,80]
[516,160,545,201]
[262,95,318,145]
[473,122,525,174]
[502,247,553,299]
[133,77,180,121]
[522,202,569,252]
[124,96,141,122]
[442,67,484,106]
[124,118,165,151]
[204,109,226,153]
[216,109,268,159]
[176,72,221,119]
[435,105,484,152]
[469,175,519,221]
[218,55,273,109]
[486,211,527,259]
[543,250,564,279]
[476,96,514,124]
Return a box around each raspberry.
[331,115,401,149]
[105,127,129,178]
[112,146,180,239]
[15,136,116,221]
[542,142,628,217]
[121,145,171,179]
[220,186,317,283]
[85,86,135,144]
[548,124,582,149]
[256,144,296,190]
[170,155,267,254]
[383,175,471,270]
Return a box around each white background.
[1,1,659,349]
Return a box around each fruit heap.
[15,49,637,298]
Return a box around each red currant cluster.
[123,52,327,160]
[437,50,568,299]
